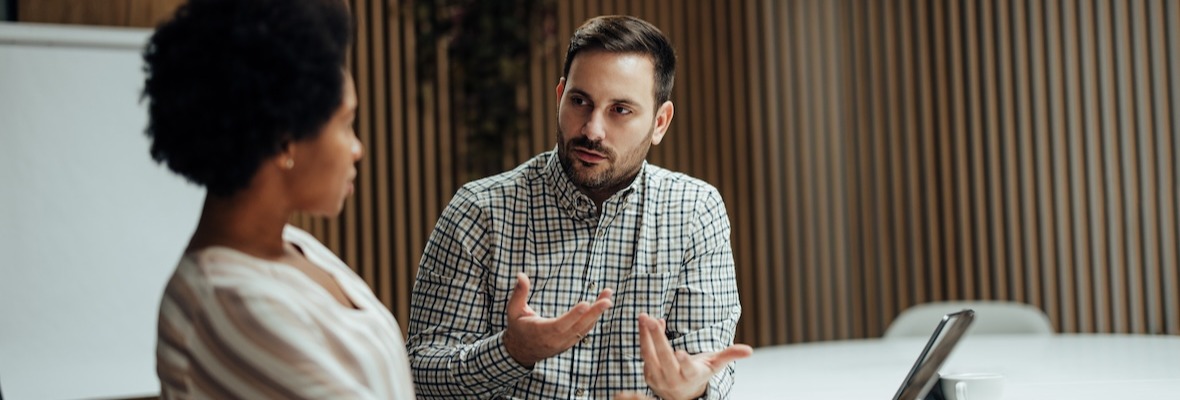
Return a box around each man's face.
[555,50,674,199]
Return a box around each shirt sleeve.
[668,186,742,400]
[406,189,532,398]
[185,286,382,399]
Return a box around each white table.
[731,334,1180,399]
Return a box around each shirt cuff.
[462,330,532,392]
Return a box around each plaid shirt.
[407,150,742,399]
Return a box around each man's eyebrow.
[567,87,642,107]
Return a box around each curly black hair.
[142,0,352,196]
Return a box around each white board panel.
[0,22,202,400]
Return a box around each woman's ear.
[277,139,297,170]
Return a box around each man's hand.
[503,273,613,367]
[637,313,753,400]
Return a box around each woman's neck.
[186,190,291,260]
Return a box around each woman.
[142,0,413,398]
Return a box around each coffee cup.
[939,372,1004,400]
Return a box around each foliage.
[415,0,556,178]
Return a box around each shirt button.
[581,335,591,346]
[588,282,597,290]
[575,389,586,396]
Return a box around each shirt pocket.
[611,270,677,359]
[489,262,559,319]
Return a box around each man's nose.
[581,109,607,141]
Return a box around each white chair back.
[884,300,1054,338]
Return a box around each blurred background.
[12,0,1178,349]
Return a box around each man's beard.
[556,128,652,192]
[558,134,616,189]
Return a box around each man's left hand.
[637,313,753,400]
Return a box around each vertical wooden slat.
[881,0,906,320]
[1149,0,1174,335]
[782,0,806,342]
[1086,0,1114,333]
[1097,0,1126,333]
[1131,0,1163,334]
[743,0,769,345]
[930,0,951,303]
[1114,0,1144,333]
[1158,0,1180,335]
[375,0,395,310]
[1043,0,1070,332]
[1060,0,1087,334]
[896,0,922,311]
[943,0,962,302]
[963,0,988,301]
[352,0,376,292]
[807,0,834,340]
[838,0,866,339]
[684,1,703,180]
[823,0,850,340]
[980,0,1007,301]
[400,1,421,324]
[795,0,820,341]
[861,0,887,338]
[646,0,667,169]
[701,0,721,203]
[1077,0,1103,333]
[1013,0,1038,307]
[421,0,442,320]
[996,0,1027,308]
[913,0,938,313]
[1030,0,1058,323]
[724,0,757,345]
[762,0,790,345]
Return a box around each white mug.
[940,372,1004,400]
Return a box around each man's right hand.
[502,272,613,367]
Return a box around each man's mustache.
[569,137,611,157]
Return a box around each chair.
[883,300,1054,338]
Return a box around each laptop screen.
[891,309,976,400]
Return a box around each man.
[408,15,751,399]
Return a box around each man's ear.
[651,100,674,146]
[555,78,566,106]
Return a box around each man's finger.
[638,313,662,370]
[649,316,680,370]
[702,344,754,371]
[575,289,614,328]
[555,288,614,333]
[506,273,532,319]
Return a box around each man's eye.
[614,106,632,115]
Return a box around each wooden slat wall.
[25,0,1174,347]
[800,0,1176,342]
[321,0,1178,345]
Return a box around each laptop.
[891,309,976,400]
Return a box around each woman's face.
[285,72,362,216]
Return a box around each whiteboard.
[0,22,203,399]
